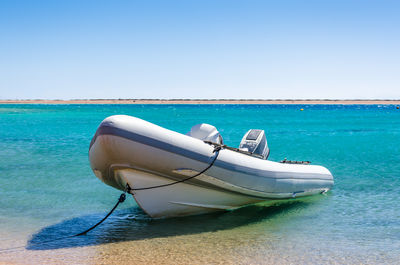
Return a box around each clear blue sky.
[0,0,399,99]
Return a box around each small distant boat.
[89,115,334,218]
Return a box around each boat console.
[239,129,270,159]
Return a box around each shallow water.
[0,104,399,264]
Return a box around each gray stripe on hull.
[92,125,332,182]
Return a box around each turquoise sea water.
[1,104,400,264]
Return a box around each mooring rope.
[127,144,221,192]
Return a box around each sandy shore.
[0,99,399,105]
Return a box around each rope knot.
[213,145,222,153]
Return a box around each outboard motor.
[187,123,223,144]
[239,129,269,159]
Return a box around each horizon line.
[2,98,400,101]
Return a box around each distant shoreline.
[1,99,400,105]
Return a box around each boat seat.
[187,123,223,144]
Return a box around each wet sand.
[1,99,400,105]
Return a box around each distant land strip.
[1,99,400,105]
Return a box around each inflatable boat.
[89,115,334,218]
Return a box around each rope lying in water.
[0,143,222,253]
[74,193,127,236]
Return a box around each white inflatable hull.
[89,115,334,218]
